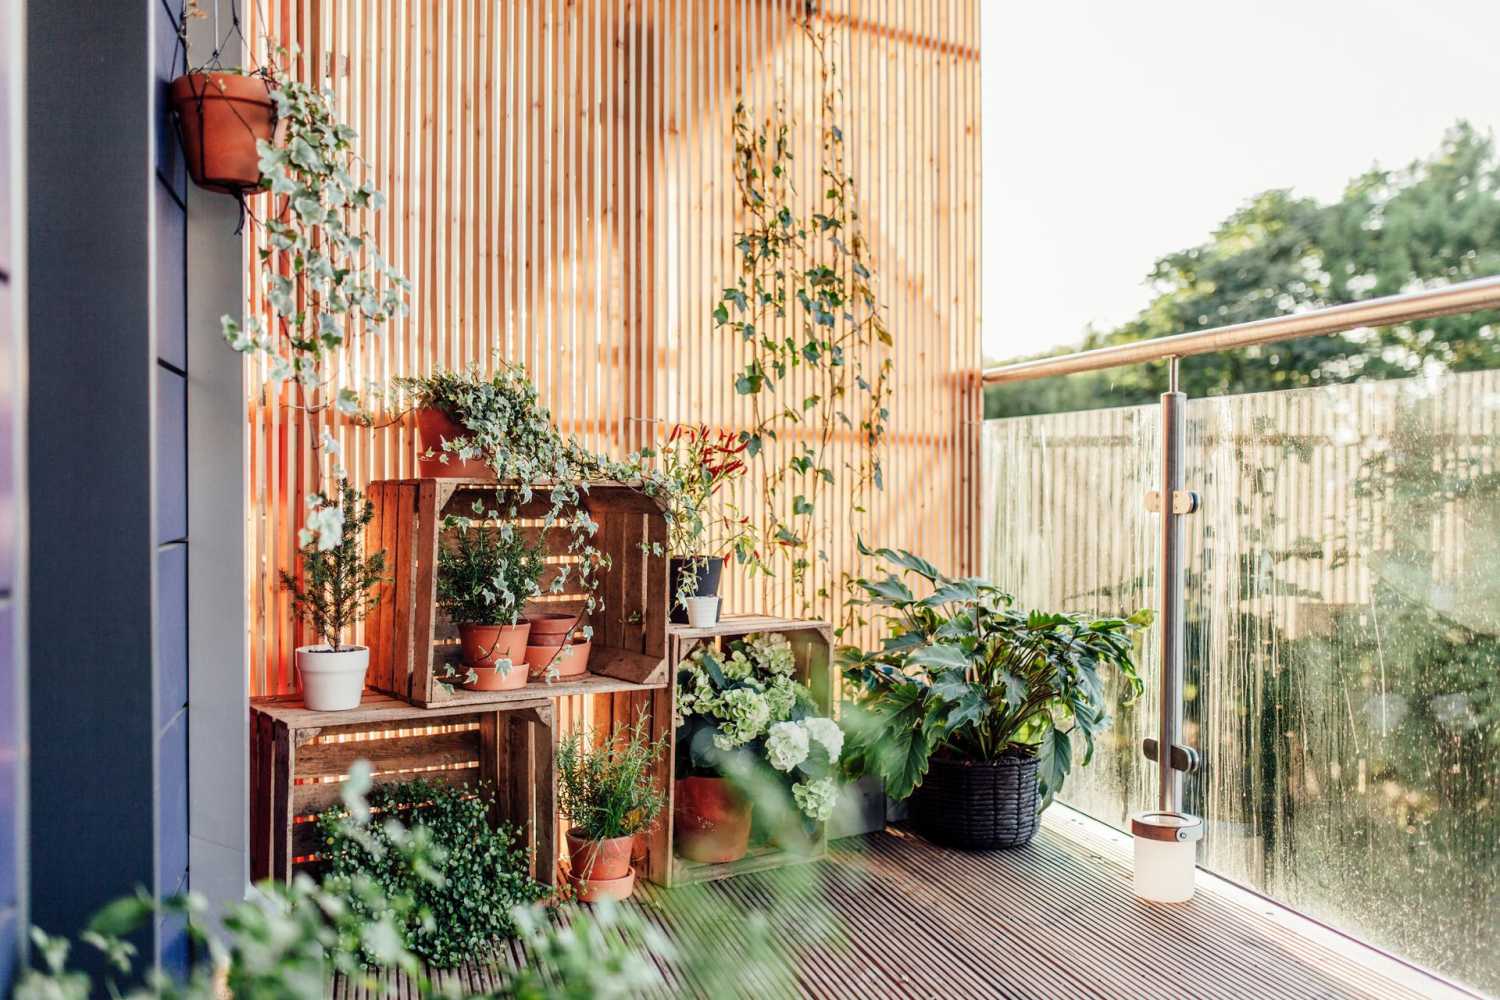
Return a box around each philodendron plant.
[840,542,1151,806]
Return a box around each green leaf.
[792,495,814,515]
[907,643,970,672]
[1038,726,1072,802]
[861,574,914,606]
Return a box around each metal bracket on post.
[1145,490,1200,515]
[1142,738,1201,774]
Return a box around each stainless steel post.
[1158,357,1185,814]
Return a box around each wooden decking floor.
[336,808,1476,999]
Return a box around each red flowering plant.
[641,424,759,609]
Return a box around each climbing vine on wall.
[714,18,893,610]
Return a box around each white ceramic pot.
[295,645,370,711]
[685,596,721,628]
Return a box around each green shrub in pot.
[436,510,547,691]
[840,541,1150,849]
[557,715,668,897]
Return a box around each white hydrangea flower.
[715,687,771,747]
[792,777,839,823]
[765,721,810,772]
[802,716,844,764]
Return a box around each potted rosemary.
[281,481,387,711]
[557,716,668,902]
[841,543,1150,849]
[436,511,546,691]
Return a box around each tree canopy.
[986,122,1500,418]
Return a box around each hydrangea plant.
[676,632,842,823]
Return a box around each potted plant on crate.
[281,480,386,711]
[557,716,668,903]
[674,633,842,863]
[840,542,1151,849]
[436,511,546,691]
[646,424,755,625]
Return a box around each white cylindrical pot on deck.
[295,645,370,711]
[1131,811,1202,903]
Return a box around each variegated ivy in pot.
[221,52,409,554]
[840,542,1151,850]
[395,363,620,681]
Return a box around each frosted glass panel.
[981,404,1160,827]
[984,371,1500,994]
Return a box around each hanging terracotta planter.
[673,776,752,864]
[416,407,494,480]
[169,72,276,195]
[457,622,531,690]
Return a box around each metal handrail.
[982,274,1500,385]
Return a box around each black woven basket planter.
[909,751,1041,850]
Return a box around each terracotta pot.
[169,72,276,195]
[567,866,636,904]
[525,637,591,679]
[457,622,531,690]
[416,407,494,480]
[631,832,649,867]
[673,777,752,864]
[525,611,580,644]
[566,829,634,881]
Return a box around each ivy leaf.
[792,495,814,516]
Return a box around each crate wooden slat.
[365,478,670,709]
[249,693,558,885]
[656,615,835,887]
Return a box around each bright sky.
[981,0,1500,362]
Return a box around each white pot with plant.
[284,480,387,712]
[647,424,755,625]
[436,510,546,692]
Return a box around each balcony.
[342,812,1472,999]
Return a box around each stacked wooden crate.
[655,614,835,887]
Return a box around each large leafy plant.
[280,479,386,650]
[841,543,1150,805]
[316,777,548,969]
[676,633,842,824]
[557,716,669,841]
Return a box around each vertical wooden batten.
[245,1,982,697]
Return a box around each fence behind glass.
[984,370,1500,995]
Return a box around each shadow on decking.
[335,810,1475,1000]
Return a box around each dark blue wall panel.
[156,710,188,899]
[155,181,186,371]
[157,544,187,723]
[156,367,187,545]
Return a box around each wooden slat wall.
[245,0,982,697]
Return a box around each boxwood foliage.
[317,777,548,967]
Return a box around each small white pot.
[685,596,721,628]
[295,645,370,711]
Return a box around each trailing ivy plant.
[840,542,1152,806]
[714,19,893,609]
[316,777,548,969]
[280,479,386,650]
[221,50,409,552]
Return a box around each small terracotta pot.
[525,611,580,644]
[525,637,591,679]
[416,407,494,480]
[169,72,276,194]
[567,866,636,904]
[457,622,531,690]
[566,829,634,881]
[674,777,752,864]
[631,832,649,867]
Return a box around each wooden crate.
[654,614,835,887]
[249,693,558,885]
[363,478,670,709]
